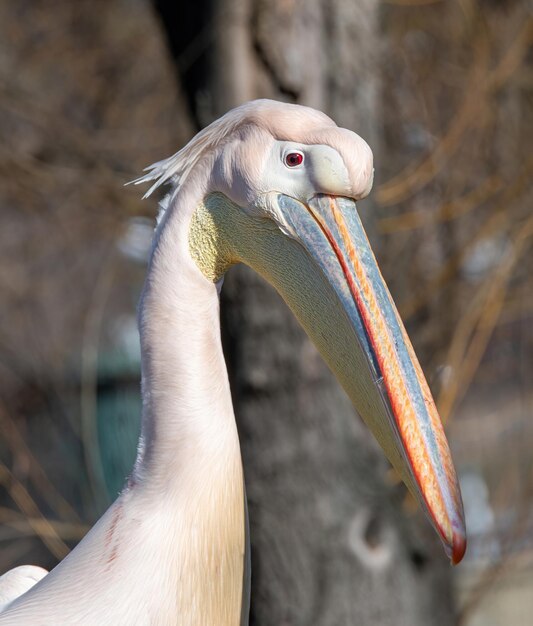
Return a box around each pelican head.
[138,99,466,564]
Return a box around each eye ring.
[284,152,304,168]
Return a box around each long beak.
[278,194,466,563]
[202,191,466,564]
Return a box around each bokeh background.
[0,1,532,624]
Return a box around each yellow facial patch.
[188,197,239,282]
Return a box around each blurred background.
[0,0,531,624]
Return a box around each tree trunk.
[153,1,456,623]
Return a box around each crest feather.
[129,113,240,200]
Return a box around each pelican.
[0,100,466,625]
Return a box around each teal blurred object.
[98,386,140,498]
[96,348,141,500]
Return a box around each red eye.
[285,152,304,167]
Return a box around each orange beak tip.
[451,525,467,565]
[442,520,466,565]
